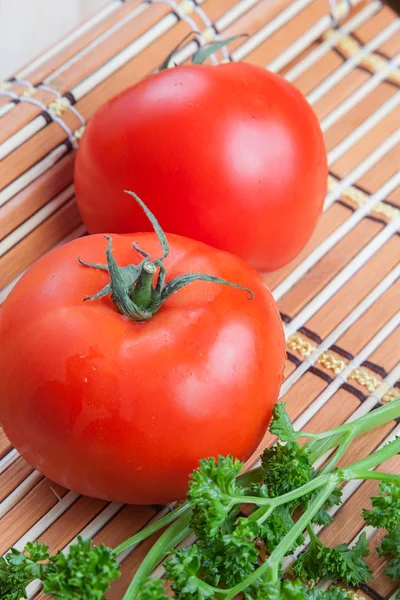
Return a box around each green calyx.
[78,191,253,322]
[158,34,248,71]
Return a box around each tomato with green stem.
[74,57,327,272]
[0,193,285,504]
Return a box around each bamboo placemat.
[0,0,399,598]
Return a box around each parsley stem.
[339,435,400,479]
[269,477,338,563]
[122,512,191,600]
[237,473,332,509]
[320,431,356,474]
[114,501,191,555]
[307,397,400,463]
[340,470,400,484]
[248,504,274,525]
[306,523,320,545]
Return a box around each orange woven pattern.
[0,1,399,598]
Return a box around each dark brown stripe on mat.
[39,110,53,125]
[336,199,356,211]
[340,382,368,402]
[361,360,388,378]
[299,326,323,345]
[286,352,302,367]
[280,312,292,324]
[64,91,76,105]
[309,366,334,384]
[359,583,386,600]
[365,214,390,227]
[330,345,354,360]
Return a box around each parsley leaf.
[43,536,120,599]
[293,532,371,587]
[269,402,298,443]
[188,455,244,537]
[377,526,400,582]
[0,542,53,600]
[261,441,314,497]
[363,481,400,532]
[261,504,305,555]
[136,579,169,600]
[306,587,351,600]
[165,546,215,600]
[310,488,343,526]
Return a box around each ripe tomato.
[0,223,285,504]
[75,62,327,272]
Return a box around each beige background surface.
[0,0,110,79]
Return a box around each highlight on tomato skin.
[0,196,286,505]
[74,62,327,272]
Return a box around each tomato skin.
[74,62,327,272]
[0,233,285,504]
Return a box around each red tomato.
[75,62,327,272]
[0,232,285,504]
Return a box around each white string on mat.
[328,0,352,23]
[321,52,400,131]
[192,2,229,60]
[284,216,400,340]
[37,85,86,126]
[0,186,75,257]
[284,0,382,81]
[281,265,400,397]
[306,18,400,105]
[272,143,400,301]
[0,94,84,160]
[150,0,218,65]
[0,90,19,101]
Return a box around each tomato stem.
[78,191,254,321]
[131,261,157,308]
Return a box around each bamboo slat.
[0,1,399,599]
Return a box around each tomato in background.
[74,62,327,272]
